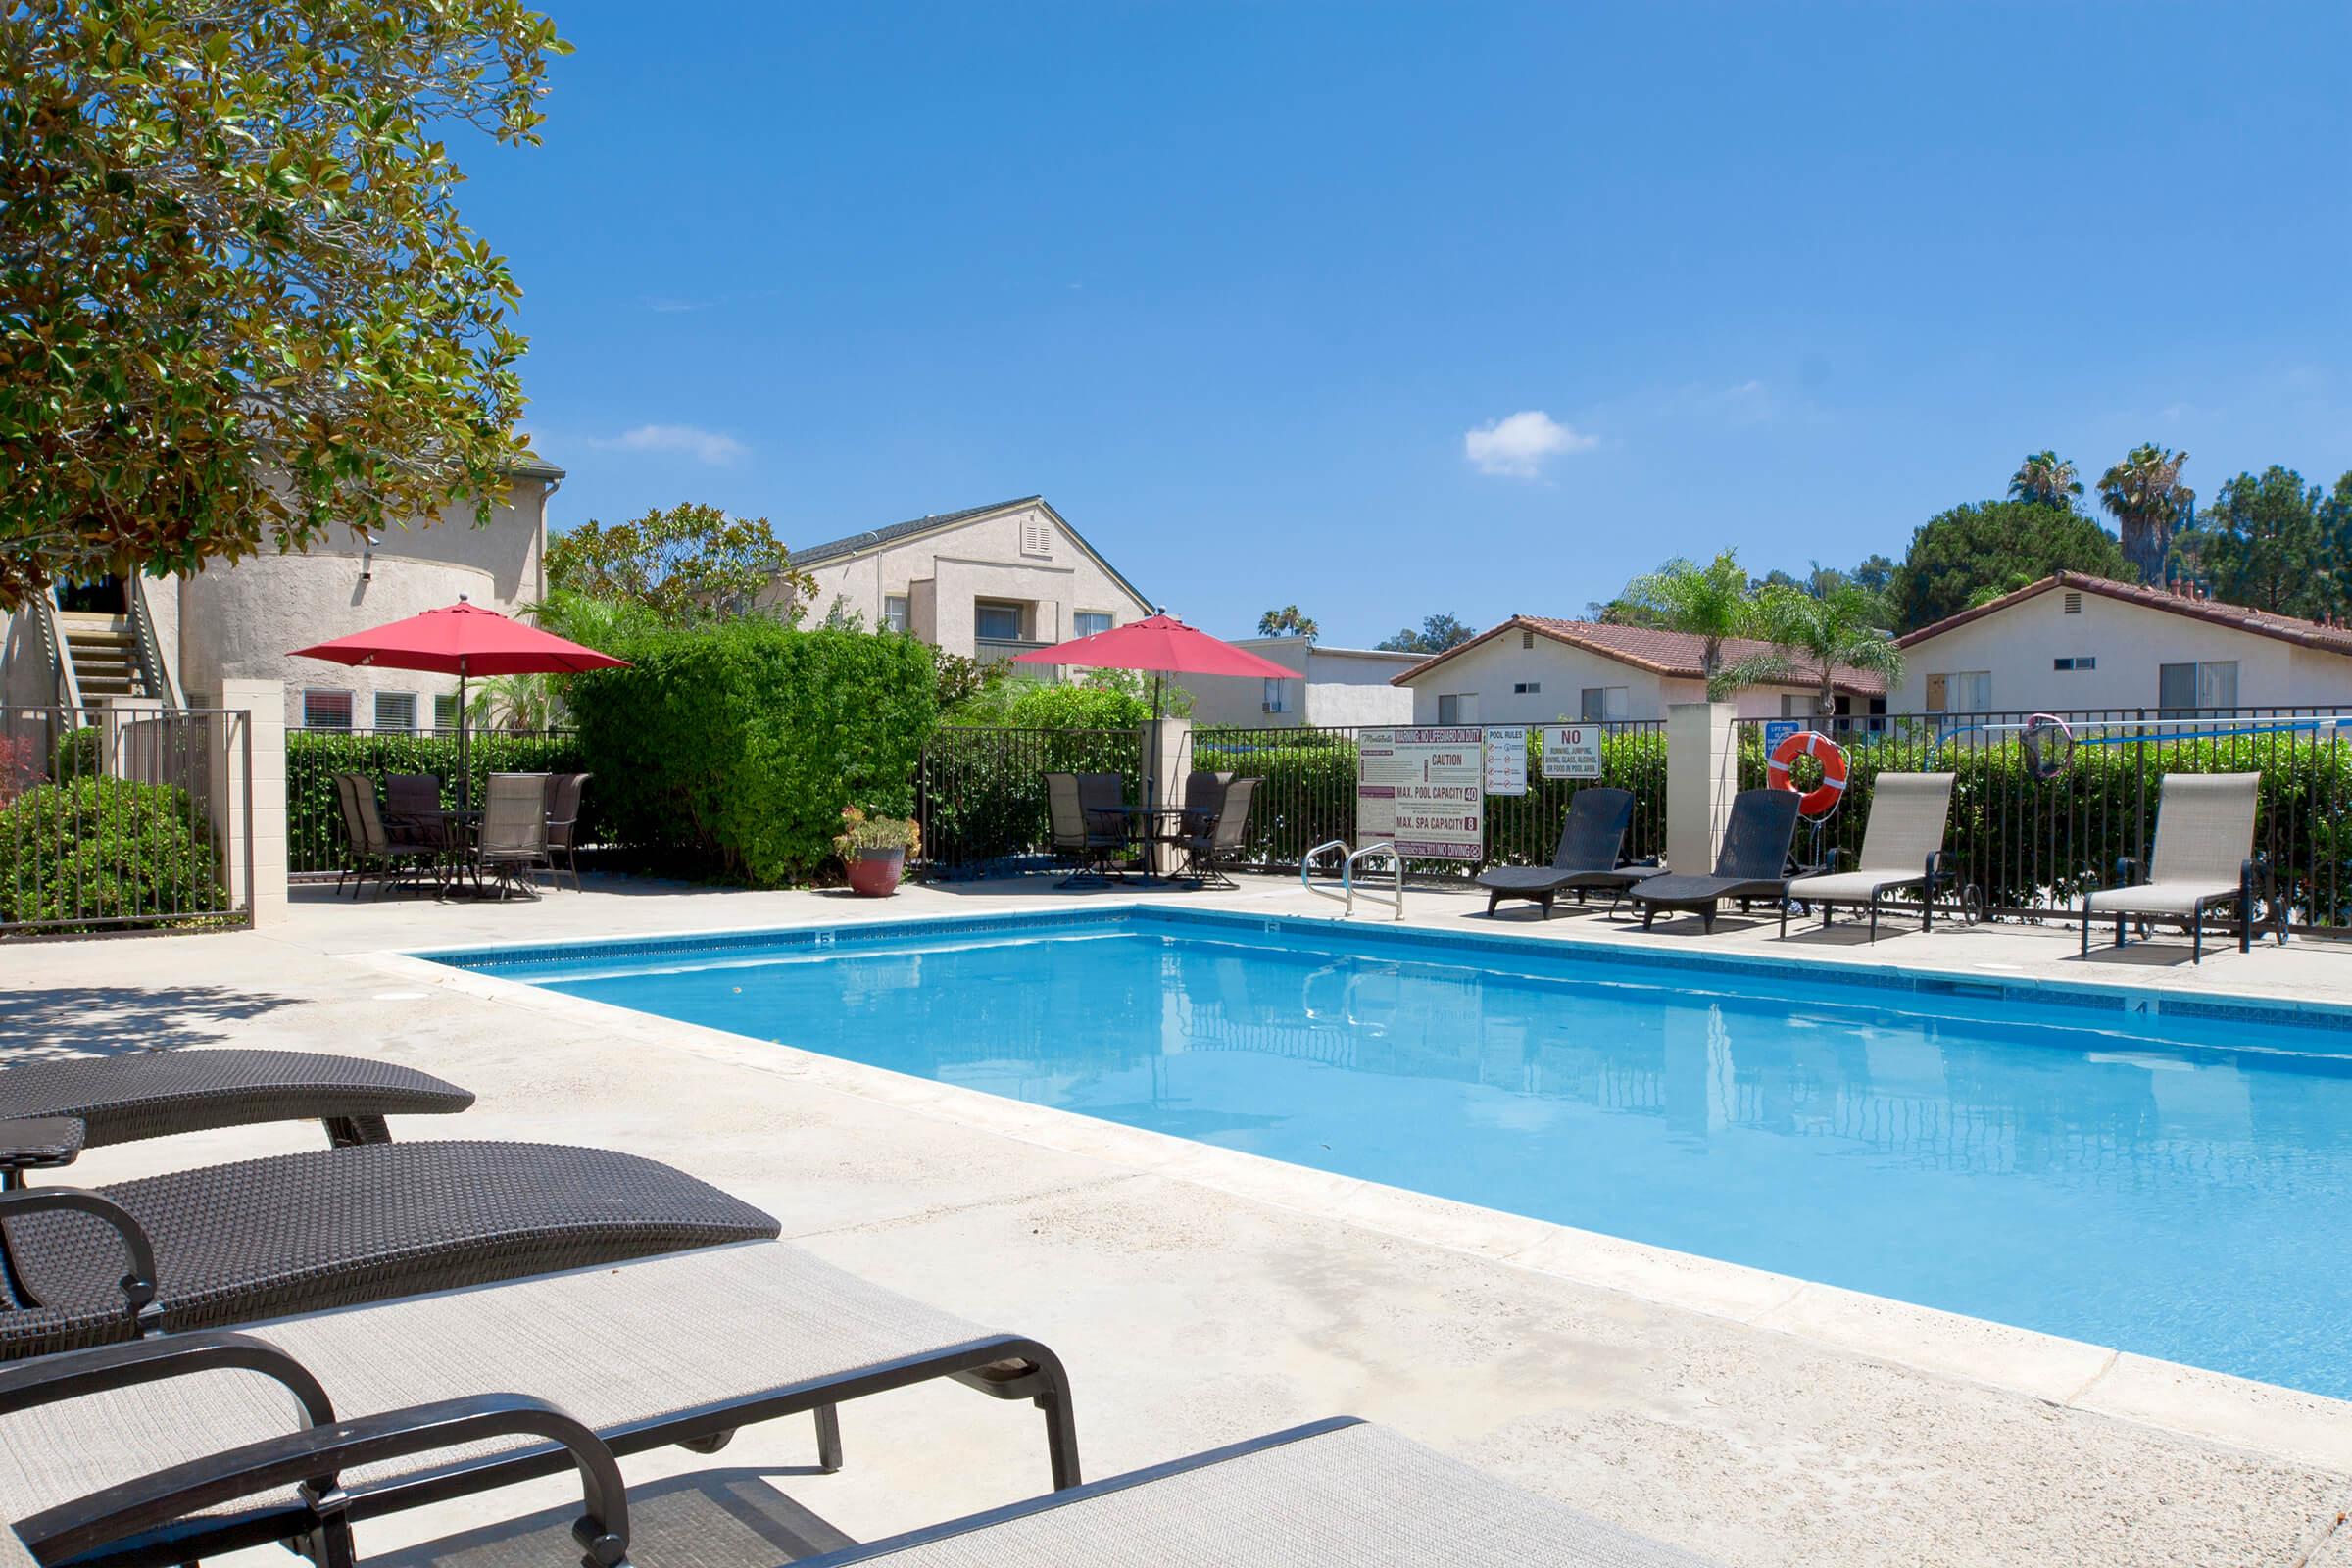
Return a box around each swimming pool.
[434,907,2352,1399]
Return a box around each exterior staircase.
[53,612,148,702]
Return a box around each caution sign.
[1357,727,1484,860]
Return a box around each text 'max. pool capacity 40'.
[1355,727,1483,860]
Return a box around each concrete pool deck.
[8,873,2352,1566]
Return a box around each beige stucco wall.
[781,502,1152,658]
[1187,639,1419,728]
[1891,591,2352,713]
[178,479,550,729]
[1399,635,1828,725]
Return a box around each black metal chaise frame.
[1475,786,1661,919]
[1628,789,1803,934]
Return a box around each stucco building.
[1184,637,1419,728]
[1892,572,2352,715]
[2,459,564,730]
[780,496,1153,666]
[1392,615,1888,726]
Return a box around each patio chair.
[328,772,369,897]
[0,1238,1080,1567]
[0,1132,779,1360]
[1180,768,1233,832]
[1475,787,1662,919]
[383,774,446,850]
[1173,776,1258,889]
[544,771,592,892]
[1781,772,1958,941]
[0,1050,472,1172]
[1627,789,1803,934]
[2081,772,2284,962]
[1046,772,1126,886]
[341,776,441,899]
[474,772,553,900]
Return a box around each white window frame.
[302,689,354,731]
[371,690,418,732]
[1436,692,1480,724]
[1581,686,1628,722]
[1262,677,1288,713]
[432,693,461,733]
[882,595,910,634]
[1073,611,1113,638]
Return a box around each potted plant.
[834,806,920,897]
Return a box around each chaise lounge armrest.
[16,1391,632,1568]
[0,1186,159,1336]
[0,1118,84,1182]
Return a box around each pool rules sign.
[1356,728,1484,860]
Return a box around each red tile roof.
[1389,615,1889,696]
[1894,572,2352,656]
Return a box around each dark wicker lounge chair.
[1782,772,1957,940]
[544,771,592,892]
[1475,787,1661,919]
[473,772,553,900]
[0,1136,779,1360]
[338,776,440,899]
[1173,777,1257,889]
[1628,789,1803,933]
[1046,772,1126,886]
[0,1049,472,1170]
[0,1239,1079,1567]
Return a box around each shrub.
[948,667,1191,727]
[566,623,938,886]
[50,726,97,780]
[0,778,221,927]
[0,736,38,806]
[285,730,588,875]
[915,727,1143,873]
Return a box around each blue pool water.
[437,909,2352,1397]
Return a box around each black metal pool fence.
[915,710,2352,934]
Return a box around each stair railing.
[125,574,181,708]
[27,590,81,710]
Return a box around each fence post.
[210,679,287,928]
[1667,701,1739,873]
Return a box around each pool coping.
[373,903,2352,1477]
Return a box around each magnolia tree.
[0,0,568,607]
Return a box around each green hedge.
[286,731,589,875]
[0,777,221,928]
[1191,728,1669,873]
[566,623,938,886]
[916,727,1144,873]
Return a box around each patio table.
[1096,805,1197,886]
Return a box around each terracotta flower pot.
[846,848,905,898]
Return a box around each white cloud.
[594,423,747,466]
[1462,410,1595,478]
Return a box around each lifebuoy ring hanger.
[1767,728,1849,818]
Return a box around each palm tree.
[1623,551,1759,687]
[2009,450,2082,509]
[2098,443,2193,584]
[1717,583,1905,714]
[466,673,558,731]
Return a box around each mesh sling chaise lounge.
[0,1404,1719,1568]
[1780,772,1957,941]
[0,1050,473,1170]
[2081,772,2284,962]
[1475,787,1661,919]
[0,1239,1080,1567]
[1627,789,1803,934]
[1045,773,1127,887]
[0,1135,778,1360]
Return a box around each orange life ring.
[1767,729,1848,818]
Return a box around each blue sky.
[468,2,2352,646]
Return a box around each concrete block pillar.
[97,696,163,782]
[1141,715,1191,874]
[1666,701,1739,875]
[210,679,288,928]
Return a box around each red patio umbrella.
[290,599,628,806]
[1012,612,1294,822]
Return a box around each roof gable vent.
[1521,630,1535,650]
[1020,518,1054,559]
[2063,591,2083,614]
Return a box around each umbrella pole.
[1149,671,1163,878]
[458,662,469,812]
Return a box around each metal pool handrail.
[1300,839,1404,920]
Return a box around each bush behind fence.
[286,730,590,876]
